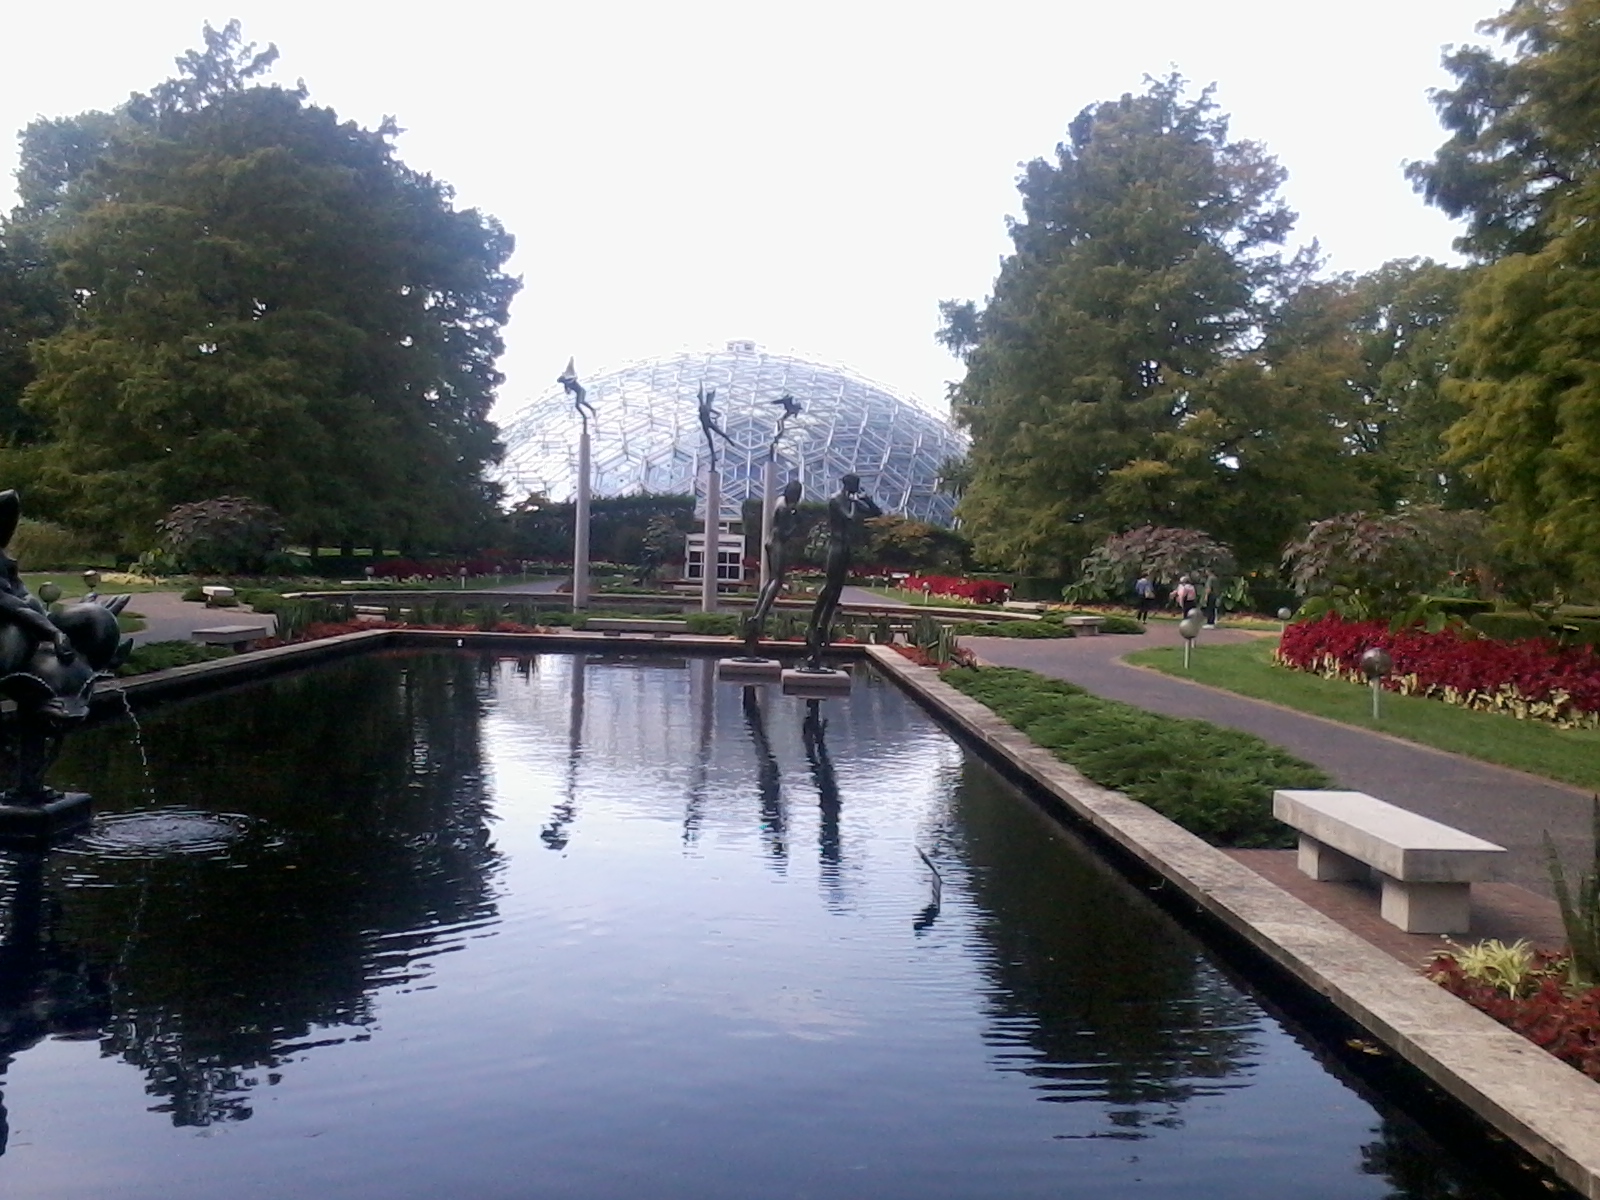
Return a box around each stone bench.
[1062,615,1104,634]
[1002,600,1049,612]
[191,624,269,652]
[586,618,690,638]
[1273,789,1506,933]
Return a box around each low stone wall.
[865,644,1600,1199]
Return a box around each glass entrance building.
[496,342,968,525]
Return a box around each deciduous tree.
[941,76,1362,572]
[11,22,519,553]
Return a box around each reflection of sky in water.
[0,651,1516,1199]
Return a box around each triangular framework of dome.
[497,345,967,526]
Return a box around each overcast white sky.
[2,1,1492,424]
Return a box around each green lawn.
[1125,638,1600,792]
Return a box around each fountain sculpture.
[0,492,132,839]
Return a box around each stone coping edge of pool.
[91,627,868,710]
[863,644,1600,1200]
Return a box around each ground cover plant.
[117,640,234,676]
[1278,614,1600,729]
[1128,638,1600,791]
[941,665,1326,847]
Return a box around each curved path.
[966,621,1594,897]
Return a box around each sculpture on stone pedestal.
[0,491,131,827]
[803,474,881,670]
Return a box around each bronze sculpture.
[741,479,803,655]
[0,491,131,830]
[803,474,881,670]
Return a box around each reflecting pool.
[0,651,1546,1197]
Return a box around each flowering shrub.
[1276,614,1600,728]
[1427,950,1600,1081]
[903,575,1010,604]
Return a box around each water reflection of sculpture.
[0,850,109,1156]
[801,700,845,907]
[48,653,501,1127]
[540,653,584,851]
[740,686,786,866]
[803,475,881,670]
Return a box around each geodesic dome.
[496,342,968,525]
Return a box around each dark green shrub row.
[684,613,741,636]
[1471,613,1600,647]
[953,619,1075,639]
[942,666,1326,848]
[117,640,234,676]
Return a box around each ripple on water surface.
[64,808,264,860]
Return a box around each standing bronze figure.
[741,480,803,655]
[803,474,881,669]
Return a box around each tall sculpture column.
[759,393,801,594]
[697,384,733,615]
[559,360,594,612]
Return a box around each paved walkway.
[967,621,1595,899]
[123,591,277,645]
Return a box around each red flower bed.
[1427,952,1600,1080]
[903,575,1010,604]
[1277,614,1600,728]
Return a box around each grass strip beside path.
[943,665,1326,848]
[1126,639,1600,792]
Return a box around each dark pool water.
[0,650,1546,1198]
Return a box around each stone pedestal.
[782,668,852,696]
[0,792,91,844]
[717,658,783,682]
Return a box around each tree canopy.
[1410,0,1600,586]
[3,21,519,552]
[1407,0,1600,260]
[941,77,1373,573]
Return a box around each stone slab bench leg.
[1380,878,1471,934]
[1297,835,1366,882]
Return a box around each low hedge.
[117,640,234,676]
[953,620,1075,639]
[943,666,1326,848]
[1472,612,1600,648]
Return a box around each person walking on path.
[1172,574,1196,614]
[1201,571,1220,628]
[1133,573,1155,623]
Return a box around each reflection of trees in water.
[953,759,1259,1133]
[40,650,502,1128]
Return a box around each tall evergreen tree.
[1406,0,1600,260]
[941,77,1361,571]
[1411,1,1600,584]
[9,22,518,551]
